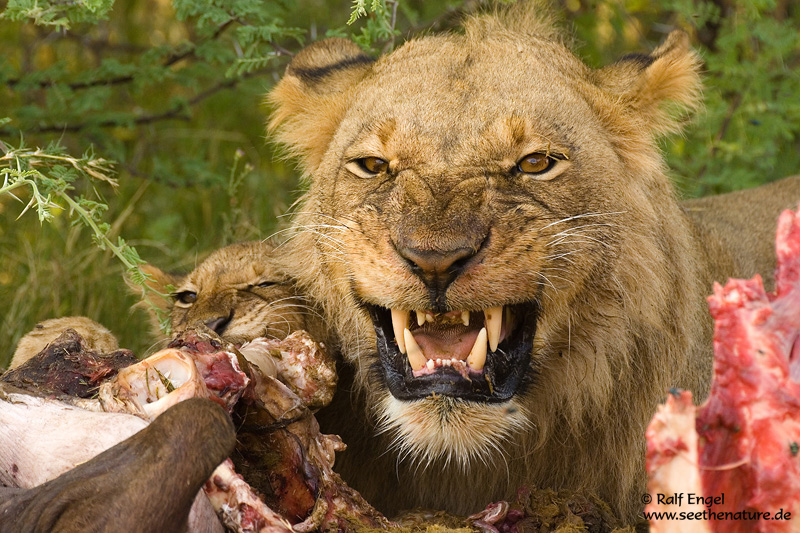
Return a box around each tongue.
[411,328,481,361]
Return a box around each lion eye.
[346,157,389,178]
[173,291,197,305]
[516,153,556,175]
[360,157,388,174]
[255,281,276,288]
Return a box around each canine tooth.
[484,306,503,352]
[403,328,426,371]
[417,310,426,327]
[392,309,409,354]
[461,311,470,326]
[468,327,488,371]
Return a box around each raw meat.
[1,325,390,532]
[646,206,800,532]
[2,328,136,398]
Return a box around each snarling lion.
[268,3,800,523]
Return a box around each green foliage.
[566,0,800,197]
[667,0,800,196]
[0,0,798,368]
[345,0,400,52]
[3,0,114,30]
[0,142,172,336]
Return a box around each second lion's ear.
[125,264,182,319]
[267,38,374,175]
[126,264,184,340]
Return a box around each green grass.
[0,148,300,367]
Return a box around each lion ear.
[125,264,181,326]
[267,38,374,174]
[596,30,701,137]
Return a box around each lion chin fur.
[376,395,532,472]
[266,1,800,524]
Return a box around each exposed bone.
[391,309,409,354]
[237,341,279,379]
[467,328,488,372]
[239,332,336,410]
[204,459,293,533]
[98,348,208,420]
[403,328,427,371]
[484,306,503,352]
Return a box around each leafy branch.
[7,65,272,136]
[5,21,233,90]
[345,0,401,53]
[2,0,115,30]
[0,142,172,334]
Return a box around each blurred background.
[1,0,798,366]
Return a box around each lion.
[267,2,800,524]
[136,240,316,346]
[9,316,119,370]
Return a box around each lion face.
[301,41,636,463]
[140,241,307,346]
[269,6,703,513]
[321,45,625,399]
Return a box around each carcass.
[0,398,234,532]
[0,326,390,532]
[646,205,800,532]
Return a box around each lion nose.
[205,314,232,335]
[399,246,475,275]
[397,245,476,300]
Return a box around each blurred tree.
[563,0,800,196]
[1,0,798,366]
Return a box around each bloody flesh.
[646,206,800,533]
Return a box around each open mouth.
[366,302,538,402]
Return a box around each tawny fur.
[136,241,318,347]
[10,317,119,369]
[266,3,800,523]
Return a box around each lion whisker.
[547,235,609,249]
[548,223,618,243]
[265,302,323,320]
[540,211,626,231]
[542,250,582,264]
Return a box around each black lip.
[367,303,538,402]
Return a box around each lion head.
[268,4,707,521]
[10,316,119,369]
[138,240,310,346]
